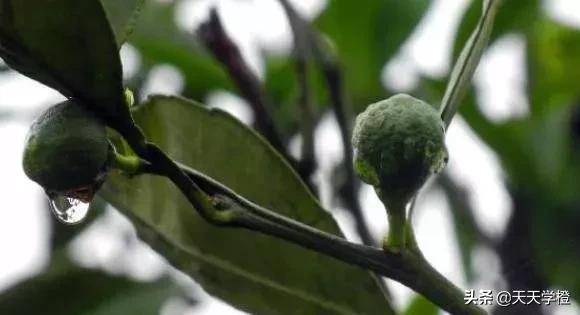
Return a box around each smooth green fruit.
[352,94,447,207]
[22,100,109,194]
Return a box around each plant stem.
[138,143,233,225]
[292,38,317,187]
[114,94,485,314]
[279,0,317,181]
[133,157,485,314]
[216,191,485,315]
[384,204,407,251]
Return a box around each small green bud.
[124,88,135,107]
[352,94,447,207]
[22,100,110,195]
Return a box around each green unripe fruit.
[352,94,447,207]
[22,100,109,194]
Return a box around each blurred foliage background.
[1,0,580,314]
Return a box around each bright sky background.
[1,0,580,314]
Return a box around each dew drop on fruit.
[49,195,90,225]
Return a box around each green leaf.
[440,0,502,128]
[0,0,129,126]
[101,0,146,46]
[403,295,438,315]
[263,56,327,137]
[532,198,580,299]
[317,0,430,110]
[527,18,580,116]
[452,0,539,58]
[0,252,181,315]
[100,95,393,315]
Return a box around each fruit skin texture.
[352,94,447,207]
[22,100,109,193]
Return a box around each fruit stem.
[383,200,407,251]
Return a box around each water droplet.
[49,195,90,225]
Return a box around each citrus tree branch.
[112,149,486,315]
[175,165,485,315]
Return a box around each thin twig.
[277,0,373,247]
[288,14,317,186]
[196,9,319,191]
[294,59,317,182]
[196,9,288,160]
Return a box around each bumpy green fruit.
[352,94,447,206]
[22,100,109,193]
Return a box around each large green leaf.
[0,0,128,125]
[101,0,146,46]
[316,0,430,109]
[100,95,392,315]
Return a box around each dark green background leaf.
[0,252,180,315]
[100,95,392,315]
[403,295,438,315]
[317,0,431,109]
